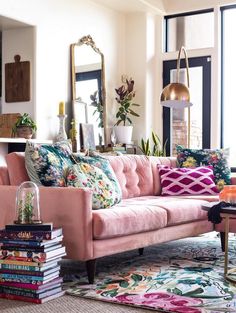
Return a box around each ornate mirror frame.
[70,35,107,146]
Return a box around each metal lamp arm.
[176,46,190,88]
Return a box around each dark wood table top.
[202,202,236,215]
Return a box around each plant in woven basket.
[12,113,37,139]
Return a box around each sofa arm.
[0,166,10,185]
[0,186,93,261]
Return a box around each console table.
[0,138,53,166]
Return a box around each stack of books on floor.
[0,222,66,303]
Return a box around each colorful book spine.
[0,266,60,277]
[0,246,65,262]
[0,263,46,271]
[0,290,65,303]
[0,235,63,247]
[5,223,53,232]
[0,282,62,294]
[0,277,63,290]
[0,286,62,299]
[1,243,62,252]
[0,272,59,282]
[0,228,62,240]
[0,259,44,266]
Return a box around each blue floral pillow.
[72,154,122,200]
[67,163,121,209]
[176,145,231,190]
[25,140,75,187]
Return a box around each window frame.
[220,4,236,172]
[164,9,214,53]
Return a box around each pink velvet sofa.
[0,152,227,283]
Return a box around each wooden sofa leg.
[138,248,144,255]
[220,232,225,252]
[86,259,96,284]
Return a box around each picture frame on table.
[80,123,96,151]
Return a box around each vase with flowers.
[113,77,140,144]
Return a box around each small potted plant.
[12,113,37,139]
[114,77,140,144]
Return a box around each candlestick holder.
[56,114,68,142]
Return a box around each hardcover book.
[0,257,63,269]
[0,277,63,290]
[0,246,66,262]
[0,271,60,284]
[0,290,65,303]
[0,228,62,241]
[1,243,62,253]
[5,223,53,232]
[0,265,60,277]
[0,286,62,299]
[0,235,63,247]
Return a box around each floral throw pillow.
[66,163,121,209]
[72,153,122,200]
[176,145,231,190]
[158,165,219,196]
[25,140,75,187]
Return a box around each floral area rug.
[63,233,236,313]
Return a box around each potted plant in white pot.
[114,77,140,144]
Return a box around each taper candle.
[59,101,65,115]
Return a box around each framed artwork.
[80,123,96,150]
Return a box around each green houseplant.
[114,77,140,144]
[12,113,37,139]
[140,131,167,156]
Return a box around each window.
[164,10,214,52]
[163,57,211,156]
[221,5,236,169]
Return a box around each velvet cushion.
[158,165,219,196]
[72,154,122,200]
[93,197,168,239]
[66,163,121,209]
[25,141,74,186]
[176,146,231,190]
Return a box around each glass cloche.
[14,181,42,224]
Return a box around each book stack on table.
[0,223,66,303]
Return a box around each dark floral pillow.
[176,145,231,190]
[25,140,75,186]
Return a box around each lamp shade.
[160,82,193,108]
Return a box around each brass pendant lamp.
[160,46,193,148]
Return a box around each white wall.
[0,0,125,140]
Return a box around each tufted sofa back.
[2,152,178,198]
[107,155,177,198]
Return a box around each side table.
[202,202,236,283]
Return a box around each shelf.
[0,138,53,144]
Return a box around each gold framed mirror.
[70,35,107,149]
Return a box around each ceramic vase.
[113,125,133,144]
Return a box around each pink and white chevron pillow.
[158,165,219,196]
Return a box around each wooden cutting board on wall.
[0,113,21,137]
[5,55,30,103]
